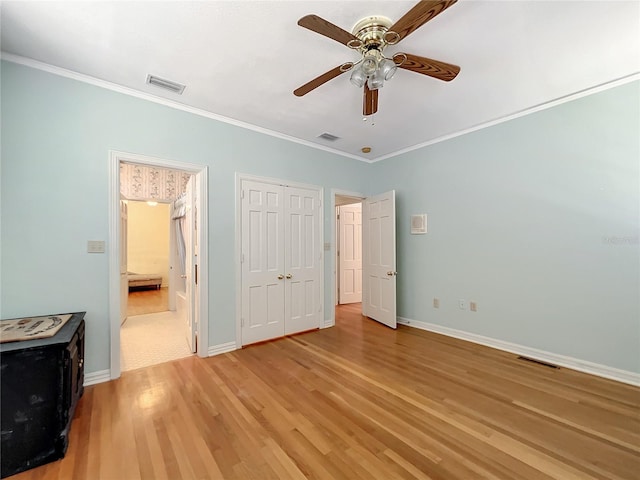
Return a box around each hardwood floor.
[127,287,169,316]
[12,304,640,479]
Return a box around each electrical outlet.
[459,299,467,310]
[433,298,440,308]
[470,301,477,312]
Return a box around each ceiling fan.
[293,0,461,116]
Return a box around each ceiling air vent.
[146,74,186,95]
[317,132,340,142]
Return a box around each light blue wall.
[0,61,369,373]
[2,60,638,376]
[369,81,640,373]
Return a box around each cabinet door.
[0,348,63,478]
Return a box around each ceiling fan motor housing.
[349,16,394,54]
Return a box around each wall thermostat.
[410,214,427,234]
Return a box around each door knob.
[181,274,187,278]
[277,274,284,280]
[286,273,293,279]
[387,271,397,276]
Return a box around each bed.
[127,272,162,290]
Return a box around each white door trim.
[108,150,209,379]
[329,189,365,328]
[235,173,324,347]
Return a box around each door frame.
[108,150,209,379]
[329,189,365,327]
[235,173,324,347]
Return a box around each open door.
[184,177,197,353]
[119,197,128,325]
[362,190,397,328]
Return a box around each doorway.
[109,151,209,380]
[333,192,364,322]
[120,199,192,371]
[331,189,397,329]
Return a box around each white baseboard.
[397,317,640,387]
[208,341,237,357]
[84,369,111,386]
[323,318,334,329]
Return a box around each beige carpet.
[120,310,193,371]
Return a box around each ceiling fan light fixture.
[350,66,366,87]
[361,56,378,76]
[379,58,397,81]
[294,1,461,117]
[367,70,384,90]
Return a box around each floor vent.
[517,356,559,369]
[146,74,186,94]
[317,132,340,142]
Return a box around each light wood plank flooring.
[12,304,640,479]
[127,287,169,316]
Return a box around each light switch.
[87,240,105,253]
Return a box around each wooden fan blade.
[294,65,347,97]
[396,53,460,82]
[388,0,457,43]
[298,14,359,47]
[363,84,378,116]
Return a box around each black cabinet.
[0,312,85,478]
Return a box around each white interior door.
[241,180,286,345]
[284,187,321,335]
[338,203,362,304]
[119,198,128,325]
[362,190,397,328]
[184,177,196,352]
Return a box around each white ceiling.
[1,1,639,162]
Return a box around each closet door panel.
[285,187,321,335]
[241,181,285,345]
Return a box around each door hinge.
[337,214,340,220]
[241,189,245,199]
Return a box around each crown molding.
[2,52,637,164]
[0,52,368,163]
[371,72,640,162]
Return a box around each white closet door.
[338,203,362,304]
[284,187,321,335]
[241,180,285,345]
[362,190,397,329]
